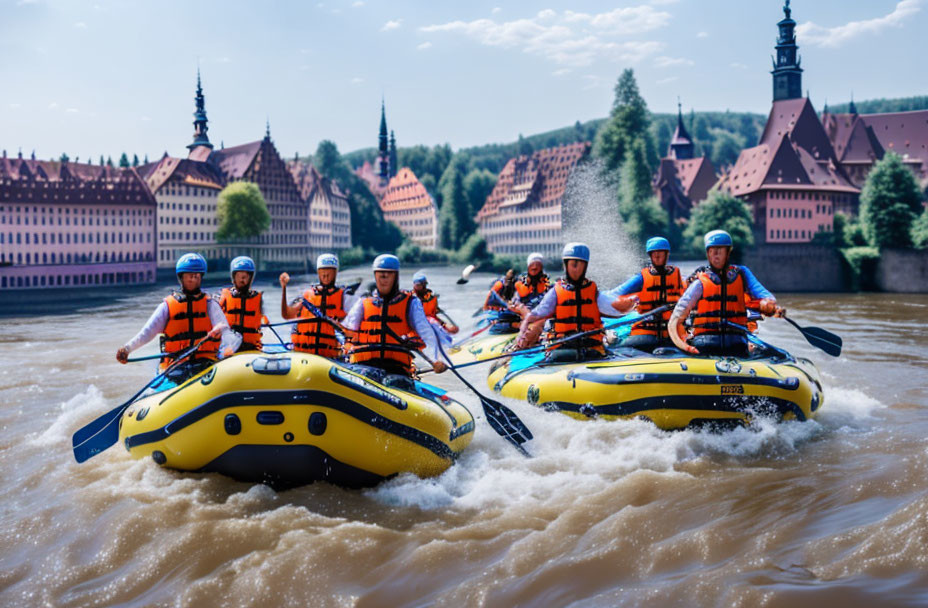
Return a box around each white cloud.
[381,19,402,31]
[416,41,432,51]
[551,68,571,76]
[9,103,22,109]
[656,76,678,85]
[350,77,364,85]
[352,1,364,6]
[74,21,87,28]
[797,0,921,48]
[653,55,693,68]
[491,7,501,14]
[66,108,78,113]
[48,102,58,109]
[730,62,748,69]
[216,56,231,63]
[697,31,709,38]
[420,7,669,67]
[581,74,606,90]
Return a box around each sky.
[0,0,924,163]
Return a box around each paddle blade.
[800,325,843,357]
[479,394,534,445]
[72,409,122,462]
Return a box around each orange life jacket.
[292,285,347,358]
[161,291,220,370]
[692,266,748,336]
[218,287,263,351]
[414,288,440,319]
[549,278,604,353]
[514,273,550,301]
[484,278,513,311]
[348,291,416,373]
[630,265,685,338]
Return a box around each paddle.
[72,335,213,463]
[126,352,173,363]
[722,321,790,358]
[451,305,670,370]
[456,264,477,285]
[451,317,491,347]
[382,324,534,457]
[781,315,842,357]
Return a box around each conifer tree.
[593,69,655,172]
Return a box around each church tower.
[378,99,389,182]
[771,0,803,102]
[187,69,213,153]
[668,100,695,160]
[388,130,398,178]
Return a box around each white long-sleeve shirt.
[123,296,240,355]
[343,293,440,360]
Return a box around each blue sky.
[1,0,924,162]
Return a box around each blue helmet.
[316,253,339,270]
[175,252,207,276]
[704,230,734,249]
[645,237,671,253]
[372,254,400,272]
[230,256,256,275]
[562,242,591,263]
[412,270,428,285]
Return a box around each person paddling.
[343,254,447,377]
[217,256,266,353]
[669,230,785,357]
[410,271,459,335]
[115,253,239,381]
[512,243,635,362]
[609,237,687,352]
[279,253,353,358]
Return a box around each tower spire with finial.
[378,97,389,181]
[668,96,695,160]
[771,0,802,101]
[187,68,213,152]
[849,91,858,115]
[265,117,271,141]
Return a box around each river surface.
[1,265,927,607]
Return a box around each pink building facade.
[0,155,157,291]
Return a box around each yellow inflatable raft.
[487,350,824,430]
[119,353,474,488]
[447,331,517,365]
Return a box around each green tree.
[463,168,497,216]
[216,181,271,241]
[683,190,755,261]
[132,154,140,167]
[593,69,654,173]
[438,158,474,249]
[710,131,744,168]
[618,139,668,245]
[59,153,70,163]
[106,156,114,167]
[99,155,105,166]
[118,152,130,168]
[911,208,928,249]
[456,233,492,263]
[860,152,924,248]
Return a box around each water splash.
[562,159,640,287]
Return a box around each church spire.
[187,68,213,152]
[668,98,695,160]
[389,130,398,178]
[771,0,803,102]
[378,97,389,181]
[849,92,858,115]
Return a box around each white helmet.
[527,252,544,266]
[316,253,339,270]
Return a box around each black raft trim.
[124,390,459,461]
[542,395,806,421]
[565,371,800,391]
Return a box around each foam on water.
[28,384,109,448]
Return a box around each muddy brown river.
[1,266,927,607]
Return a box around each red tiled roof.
[861,110,928,183]
[0,157,157,206]
[288,160,348,203]
[476,142,590,220]
[210,140,263,179]
[144,156,225,193]
[380,167,434,212]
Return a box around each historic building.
[476,142,590,258]
[822,103,928,197]
[716,1,859,244]
[379,167,438,249]
[652,103,717,223]
[141,72,323,271]
[0,152,157,290]
[289,160,352,254]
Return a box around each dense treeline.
[826,96,928,115]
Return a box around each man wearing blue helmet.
[669,230,784,357]
[116,253,239,381]
[342,254,446,376]
[608,236,687,352]
[218,256,266,352]
[410,271,459,336]
[513,243,635,361]
[279,253,354,358]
